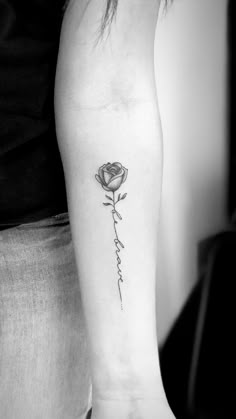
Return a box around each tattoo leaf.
[105,195,113,201]
[118,193,121,201]
[103,203,112,206]
[114,210,122,220]
[121,193,127,200]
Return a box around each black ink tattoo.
[95,162,128,309]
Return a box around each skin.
[55,0,176,418]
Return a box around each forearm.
[55,94,163,397]
[54,0,164,402]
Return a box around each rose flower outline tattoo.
[95,162,128,309]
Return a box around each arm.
[55,0,175,417]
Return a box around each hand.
[90,397,176,419]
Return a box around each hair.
[101,0,172,36]
[63,1,172,40]
[100,0,118,37]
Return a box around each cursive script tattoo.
[95,162,128,309]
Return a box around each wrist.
[92,351,164,399]
[91,398,176,419]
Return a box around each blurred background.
[153,1,235,417]
[155,0,228,345]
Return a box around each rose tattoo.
[95,162,128,192]
[95,162,128,309]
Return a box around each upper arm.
[55,0,161,107]
[62,0,161,45]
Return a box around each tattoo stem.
[112,191,124,309]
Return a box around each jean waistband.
[0,212,70,231]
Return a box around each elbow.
[55,71,156,115]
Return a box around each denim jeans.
[0,213,92,419]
